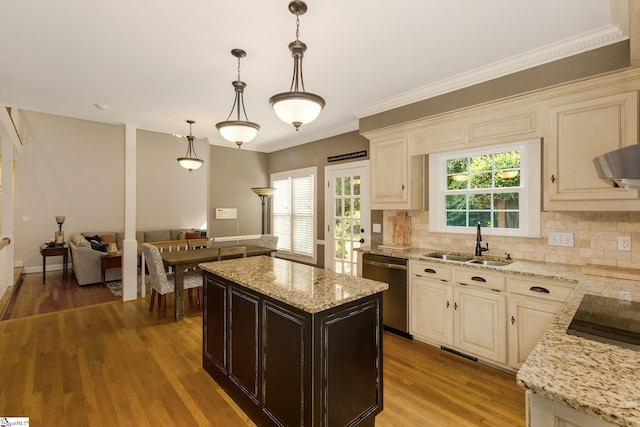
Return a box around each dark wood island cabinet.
[200,256,388,427]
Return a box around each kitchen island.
[199,256,389,427]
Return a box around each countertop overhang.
[200,256,388,314]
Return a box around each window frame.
[428,138,541,238]
[271,166,317,264]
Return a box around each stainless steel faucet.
[475,222,489,256]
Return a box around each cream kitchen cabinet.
[410,261,453,344]
[410,261,507,365]
[506,276,573,370]
[544,90,640,211]
[370,137,423,210]
[528,392,616,427]
[454,269,507,365]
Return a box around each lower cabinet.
[507,296,561,370]
[528,391,616,427]
[203,272,384,427]
[409,260,574,372]
[454,285,507,364]
[410,261,507,365]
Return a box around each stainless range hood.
[592,144,640,190]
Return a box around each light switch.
[372,223,381,233]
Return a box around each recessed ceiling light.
[94,104,109,110]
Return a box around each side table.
[101,252,122,287]
[39,244,69,284]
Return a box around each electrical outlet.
[618,236,631,251]
[548,232,574,247]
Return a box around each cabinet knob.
[551,174,556,183]
[454,302,458,310]
[446,301,450,309]
[424,268,436,274]
[471,276,487,282]
[511,315,515,325]
[401,184,405,191]
[359,239,365,243]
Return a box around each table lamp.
[55,216,65,245]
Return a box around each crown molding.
[354,13,628,119]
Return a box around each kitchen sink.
[466,259,512,267]
[423,253,474,262]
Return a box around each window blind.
[272,168,316,260]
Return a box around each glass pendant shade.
[177,120,204,172]
[216,120,259,145]
[216,49,260,148]
[270,92,324,129]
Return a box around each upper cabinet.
[362,68,640,213]
[369,137,423,210]
[544,90,640,211]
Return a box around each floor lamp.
[251,187,276,234]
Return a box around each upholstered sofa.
[69,229,202,286]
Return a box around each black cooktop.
[566,293,640,351]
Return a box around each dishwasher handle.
[362,258,407,270]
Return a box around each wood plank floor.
[0,272,525,426]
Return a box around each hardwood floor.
[0,272,525,426]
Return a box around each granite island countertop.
[360,245,640,426]
[199,256,388,314]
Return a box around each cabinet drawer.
[455,268,505,292]
[410,261,452,282]
[507,277,574,302]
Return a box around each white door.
[325,160,370,275]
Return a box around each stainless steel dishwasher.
[362,253,412,339]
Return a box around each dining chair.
[141,243,204,319]
[218,245,248,261]
[188,238,215,250]
[258,234,278,249]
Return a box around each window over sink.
[429,139,541,238]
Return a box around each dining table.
[160,245,276,321]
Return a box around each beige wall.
[360,41,630,134]
[269,131,370,267]
[388,211,640,269]
[209,145,268,239]
[14,111,125,269]
[13,111,209,271]
[137,129,207,230]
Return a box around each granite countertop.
[199,256,388,314]
[360,245,640,426]
[359,246,582,283]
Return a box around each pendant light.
[216,49,260,148]
[269,1,325,131]
[177,120,204,172]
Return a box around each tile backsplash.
[383,210,640,269]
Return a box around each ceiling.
[0,1,627,153]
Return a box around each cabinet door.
[370,138,408,206]
[454,286,507,364]
[544,91,639,211]
[508,297,561,370]
[204,275,228,373]
[229,286,260,402]
[410,276,453,345]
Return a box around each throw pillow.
[100,233,116,244]
[85,234,101,243]
[90,240,108,252]
[185,231,201,239]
